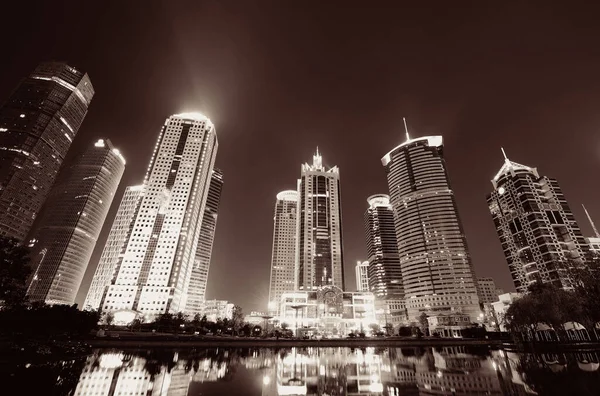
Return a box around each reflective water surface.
[4,346,600,395]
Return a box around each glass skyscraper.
[27,139,125,305]
[0,62,94,241]
[297,149,345,291]
[382,136,480,322]
[268,190,299,315]
[186,167,224,316]
[487,151,590,292]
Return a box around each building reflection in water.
[62,347,600,396]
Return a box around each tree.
[231,305,244,332]
[0,237,32,308]
[418,313,429,336]
[280,322,289,330]
[105,312,114,328]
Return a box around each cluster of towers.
[268,124,600,324]
[0,62,223,321]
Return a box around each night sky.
[1,1,600,312]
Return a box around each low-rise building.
[491,293,522,332]
[278,285,376,336]
[427,313,472,338]
[202,299,234,322]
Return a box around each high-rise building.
[583,204,600,255]
[267,190,299,315]
[487,150,590,292]
[364,194,403,299]
[382,134,480,321]
[0,62,94,241]
[476,277,500,304]
[186,167,224,316]
[26,139,125,305]
[83,185,144,311]
[99,113,218,320]
[355,261,370,292]
[297,149,345,291]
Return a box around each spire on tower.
[501,147,509,161]
[583,204,600,239]
[312,147,323,169]
[403,117,410,141]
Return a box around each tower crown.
[491,148,538,188]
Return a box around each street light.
[291,304,306,338]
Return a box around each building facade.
[0,62,94,241]
[99,113,218,320]
[487,151,590,292]
[382,135,480,322]
[202,299,234,322]
[83,185,144,311]
[267,190,299,315]
[355,261,369,292]
[477,277,500,304]
[297,149,345,291]
[26,139,125,305]
[278,285,376,336]
[186,168,224,316]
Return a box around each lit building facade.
[202,299,234,322]
[267,190,299,315]
[0,62,94,241]
[26,139,125,305]
[83,185,144,311]
[477,277,500,304]
[297,149,345,291]
[355,261,370,292]
[186,167,224,316]
[382,135,480,322]
[487,151,590,292]
[278,285,376,336]
[99,113,218,320]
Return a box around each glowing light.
[20,114,25,118]
[60,116,74,133]
[173,112,213,127]
[262,375,271,385]
[99,353,125,369]
[381,136,443,166]
[498,186,505,195]
[0,128,7,132]
[95,139,105,147]
[276,190,299,201]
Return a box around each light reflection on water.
[4,346,600,395]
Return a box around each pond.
[3,346,600,395]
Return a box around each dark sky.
[1,1,600,313]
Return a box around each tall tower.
[83,185,144,311]
[364,194,403,299]
[186,167,224,316]
[487,150,590,292]
[297,149,345,291]
[267,190,299,315]
[0,62,94,241]
[355,261,370,292]
[26,139,125,305]
[99,113,218,319]
[382,135,480,321]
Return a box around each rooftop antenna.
[403,117,410,141]
[582,204,600,238]
[501,147,509,161]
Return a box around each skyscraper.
[476,277,500,304]
[0,62,94,241]
[487,150,590,292]
[186,167,224,316]
[297,149,345,291]
[27,139,125,305]
[99,113,218,320]
[364,194,403,299]
[382,135,480,321]
[83,185,144,311]
[355,261,369,292]
[268,190,299,315]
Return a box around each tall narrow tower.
[27,139,125,305]
[382,135,480,321]
[186,167,224,316]
[83,184,144,311]
[364,194,403,299]
[99,113,218,319]
[487,150,590,292]
[297,149,345,291]
[0,62,94,241]
[268,190,299,315]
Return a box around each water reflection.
[5,347,600,395]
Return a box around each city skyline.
[1,2,600,313]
